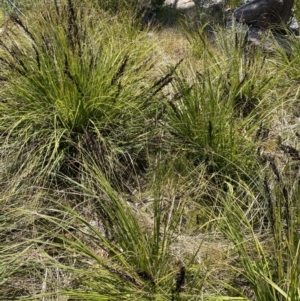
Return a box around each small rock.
[288,17,300,34]
[164,0,196,10]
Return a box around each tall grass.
[0,155,207,300]
[216,152,300,300]
[0,0,173,190]
[1,0,300,300]
[158,27,287,191]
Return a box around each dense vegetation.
[0,0,300,300]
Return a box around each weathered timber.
[233,0,294,28]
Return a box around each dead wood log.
[233,0,294,28]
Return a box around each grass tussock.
[1,0,300,300]
[0,0,174,190]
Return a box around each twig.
[5,0,27,18]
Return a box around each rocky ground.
[162,0,299,34]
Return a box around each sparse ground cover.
[0,0,300,300]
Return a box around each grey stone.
[233,0,294,28]
[164,0,196,10]
[288,17,300,34]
